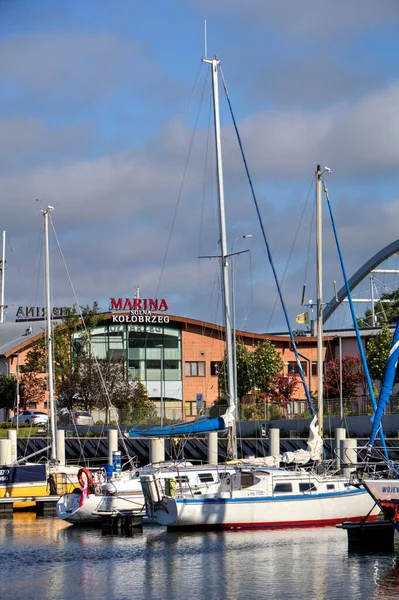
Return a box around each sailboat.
[0,207,81,502]
[139,56,380,529]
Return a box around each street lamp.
[231,234,253,420]
[156,344,164,426]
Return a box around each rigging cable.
[155,62,208,299]
[266,174,316,333]
[322,181,388,459]
[50,217,136,468]
[219,65,314,417]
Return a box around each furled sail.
[127,415,228,438]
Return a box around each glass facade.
[74,322,182,389]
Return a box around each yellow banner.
[295,312,309,324]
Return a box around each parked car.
[8,410,49,425]
[58,410,94,426]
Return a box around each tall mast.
[203,56,237,459]
[42,206,57,463]
[0,231,6,323]
[316,165,323,442]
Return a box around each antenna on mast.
[204,19,208,59]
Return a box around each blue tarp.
[127,416,227,438]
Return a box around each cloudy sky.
[1,0,399,333]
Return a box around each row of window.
[184,361,323,378]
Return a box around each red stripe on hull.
[168,515,379,531]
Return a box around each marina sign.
[16,306,70,321]
[110,297,169,324]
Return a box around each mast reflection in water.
[1,514,399,600]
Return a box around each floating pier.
[337,519,396,552]
[97,510,144,534]
[0,495,59,516]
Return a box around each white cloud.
[192,0,399,35]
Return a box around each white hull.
[362,478,399,502]
[56,463,235,525]
[143,469,380,530]
[56,490,145,524]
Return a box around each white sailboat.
[0,207,80,502]
[140,56,380,530]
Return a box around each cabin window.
[185,361,205,377]
[175,476,189,484]
[327,484,335,490]
[198,473,214,483]
[299,482,316,492]
[273,483,293,494]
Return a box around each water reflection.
[1,516,399,600]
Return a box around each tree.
[0,374,17,411]
[323,355,366,399]
[366,324,396,383]
[251,340,283,394]
[358,290,399,327]
[217,339,283,412]
[23,302,102,409]
[116,377,157,424]
[19,372,47,410]
[218,339,253,402]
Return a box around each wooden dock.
[0,495,60,516]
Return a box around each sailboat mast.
[316,165,324,441]
[0,231,6,324]
[203,56,237,459]
[43,206,57,463]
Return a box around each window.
[27,402,37,409]
[198,473,215,483]
[210,361,220,376]
[327,484,335,490]
[273,483,293,494]
[185,401,198,417]
[287,361,308,376]
[299,482,316,493]
[185,361,205,377]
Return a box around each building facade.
[0,311,381,422]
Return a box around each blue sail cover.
[127,416,227,438]
[369,321,399,446]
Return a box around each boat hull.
[147,476,380,530]
[56,490,146,524]
[0,464,79,499]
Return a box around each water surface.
[2,514,399,600]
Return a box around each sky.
[1,0,399,334]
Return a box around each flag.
[295,312,309,324]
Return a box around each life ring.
[78,467,93,489]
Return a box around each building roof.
[0,321,48,357]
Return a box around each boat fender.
[78,467,93,489]
[226,477,231,486]
[135,471,140,478]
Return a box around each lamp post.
[156,344,164,426]
[231,234,252,421]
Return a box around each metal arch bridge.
[323,238,399,324]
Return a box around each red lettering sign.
[110,298,169,312]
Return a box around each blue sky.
[1,0,399,333]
